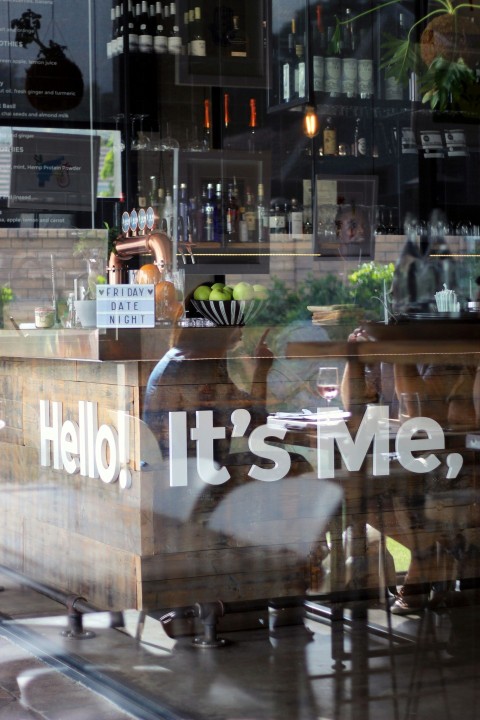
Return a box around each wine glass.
[159,122,179,151]
[316,367,339,414]
[131,114,150,151]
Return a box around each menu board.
[0,0,92,122]
[8,129,100,211]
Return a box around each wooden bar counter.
[2,320,479,614]
[0,325,320,611]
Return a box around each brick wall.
[0,229,107,324]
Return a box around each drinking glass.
[398,392,422,424]
[316,367,339,408]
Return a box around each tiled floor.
[0,571,479,720]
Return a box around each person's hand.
[347,327,371,343]
[254,329,274,363]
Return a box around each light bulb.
[303,105,319,138]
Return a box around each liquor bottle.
[312,4,326,94]
[269,201,286,235]
[256,183,268,242]
[153,1,167,54]
[225,183,239,242]
[138,0,153,52]
[214,182,225,244]
[203,98,211,150]
[384,13,406,101]
[178,182,189,243]
[244,187,256,241]
[248,97,257,153]
[357,27,373,100]
[282,19,297,103]
[341,9,357,98]
[148,175,158,208]
[157,187,165,227]
[202,183,215,242]
[352,117,369,157]
[289,198,304,235]
[167,2,182,54]
[162,189,174,236]
[190,6,206,56]
[228,15,247,57]
[324,26,342,97]
[323,116,337,156]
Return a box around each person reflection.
[341,327,479,615]
[143,324,273,464]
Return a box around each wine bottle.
[312,5,326,94]
[341,8,357,98]
[148,175,158,209]
[128,0,139,53]
[384,12,407,101]
[203,98,211,150]
[190,6,206,57]
[227,15,247,57]
[248,97,257,153]
[107,0,116,58]
[114,1,125,56]
[202,183,215,242]
[324,26,342,97]
[282,19,297,103]
[323,116,337,156]
[138,0,153,52]
[256,183,268,243]
[167,2,182,54]
[295,39,306,99]
[153,1,167,53]
[357,27,374,100]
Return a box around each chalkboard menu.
[0,0,100,123]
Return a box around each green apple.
[209,288,231,301]
[232,281,255,301]
[210,282,225,291]
[253,284,268,300]
[193,285,211,301]
[222,286,233,299]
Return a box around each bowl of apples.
[190,281,268,326]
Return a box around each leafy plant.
[334,0,480,112]
[254,262,395,326]
[0,285,14,304]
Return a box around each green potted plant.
[333,0,480,112]
[0,285,14,329]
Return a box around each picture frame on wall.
[314,175,378,260]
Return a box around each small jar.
[35,306,55,329]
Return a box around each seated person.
[341,327,479,614]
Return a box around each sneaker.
[390,595,424,615]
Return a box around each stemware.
[131,114,150,151]
[159,122,180,151]
[398,392,422,424]
[316,367,339,409]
